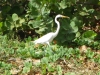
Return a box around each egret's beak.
[62,15,70,19]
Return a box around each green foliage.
[1,0,100,74]
[0,0,100,48]
[0,22,2,31]
[12,13,19,21]
[82,30,97,39]
[97,72,100,75]
[86,49,95,59]
[56,65,62,75]
[0,35,100,74]
[22,61,32,74]
[0,61,12,75]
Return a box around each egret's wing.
[34,32,54,44]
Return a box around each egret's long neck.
[54,17,60,37]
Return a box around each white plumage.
[33,14,69,46]
[34,32,55,45]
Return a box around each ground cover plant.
[0,0,100,75]
[0,35,100,75]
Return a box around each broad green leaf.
[12,13,18,21]
[72,26,78,33]
[28,20,41,28]
[72,17,78,22]
[22,61,32,73]
[57,65,62,75]
[88,9,94,13]
[79,12,89,16]
[71,17,82,28]
[70,21,75,27]
[82,30,97,39]
[6,15,13,22]
[41,57,49,64]
[76,32,80,37]
[41,6,46,15]
[35,27,47,34]
[4,20,12,30]
[98,2,100,5]
[2,5,11,14]
[70,21,78,33]
[47,64,55,72]
[0,22,2,28]
[19,18,25,24]
[62,20,70,30]
[65,33,75,41]
[59,0,67,9]
[29,0,40,8]
[31,7,39,16]
[86,50,95,59]
[83,7,87,12]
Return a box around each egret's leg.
[46,42,53,51]
[47,42,50,47]
[45,42,54,56]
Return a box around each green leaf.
[82,7,87,12]
[79,12,89,16]
[62,20,70,30]
[12,13,18,21]
[72,26,78,33]
[47,64,55,72]
[41,57,49,64]
[22,61,32,73]
[65,33,75,41]
[98,2,100,5]
[2,5,11,14]
[70,21,75,27]
[7,15,13,22]
[57,65,62,75]
[76,32,80,37]
[35,27,47,34]
[0,22,3,28]
[4,20,12,30]
[59,0,67,9]
[19,18,25,24]
[28,20,41,28]
[88,9,94,13]
[82,30,97,39]
[31,7,39,16]
[70,21,78,33]
[86,50,95,59]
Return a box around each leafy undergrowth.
[0,36,100,75]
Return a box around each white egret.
[33,14,69,46]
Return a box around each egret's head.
[56,14,69,19]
